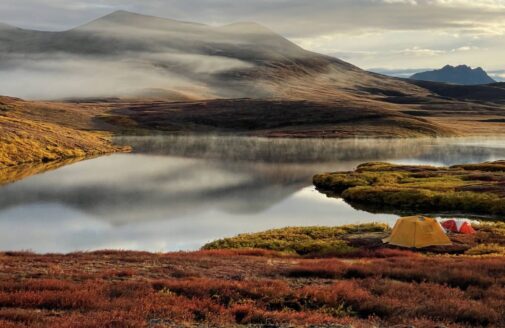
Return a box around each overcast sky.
[1,0,505,78]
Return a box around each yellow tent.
[383,216,452,248]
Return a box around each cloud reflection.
[0,136,504,252]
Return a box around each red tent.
[441,219,476,234]
[458,221,476,234]
[442,220,458,232]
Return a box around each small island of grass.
[313,161,505,217]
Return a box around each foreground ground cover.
[1,223,505,327]
[313,161,505,217]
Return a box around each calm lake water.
[1,136,504,253]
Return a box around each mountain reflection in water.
[0,136,504,253]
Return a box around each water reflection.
[0,158,82,186]
[0,136,504,253]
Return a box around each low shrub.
[1,249,505,326]
[284,260,347,279]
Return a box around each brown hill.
[0,96,126,167]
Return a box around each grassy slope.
[1,222,505,327]
[0,96,126,168]
[313,161,505,217]
[102,99,455,138]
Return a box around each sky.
[1,0,504,80]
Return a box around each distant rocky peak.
[410,64,496,85]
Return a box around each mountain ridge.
[74,10,208,32]
[410,65,496,85]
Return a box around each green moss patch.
[314,161,505,217]
[202,224,390,257]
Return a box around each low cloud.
[0,52,252,99]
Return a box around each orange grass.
[0,250,503,327]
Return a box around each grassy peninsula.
[313,161,505,217]
[0,96,127,169]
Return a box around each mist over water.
[0,136,504,253]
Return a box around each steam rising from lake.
[0,136,504,253]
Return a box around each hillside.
[101,99,453,138]
[410,65,496,85]
[0,96,126,167]
[2,11,505,106]
[1,11,504,107]
[0,10,432,102]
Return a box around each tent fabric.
[441,220,458,233]
[383,216,452,248]
[459,222,476,234]
[441,219,476,234]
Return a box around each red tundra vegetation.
[0,248,504,328]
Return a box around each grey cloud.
[489,69,505,82]
[2,0,505,37]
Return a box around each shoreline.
[2,93,505,170]
[4,133,505,169]
[2,94,505,166]
[2,134,505,191]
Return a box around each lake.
[1,136,504,253]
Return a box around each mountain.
[1,11,505,146]
[410,65,496,85]
[1,10,495,104]
[0,10,426,101]
[9,10,306,61]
